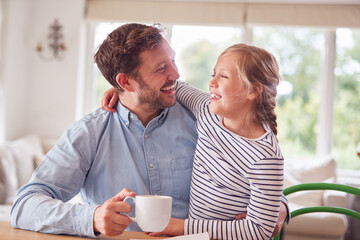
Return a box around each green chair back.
[273,182,360,240]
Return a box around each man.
[11,23,287,237]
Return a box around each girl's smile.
[210,93,221,102]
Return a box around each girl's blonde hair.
[220,43,281,135]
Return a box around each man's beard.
[137,78,176,112]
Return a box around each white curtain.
[247,3,360,28]
[86,0,360,28]
[86,0,246,26]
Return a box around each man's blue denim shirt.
[11,101,197,237]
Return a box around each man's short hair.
[94,23,164,93]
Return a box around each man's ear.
[116,73,135,92]
[248,83,262,100]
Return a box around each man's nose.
[169,65,180,80]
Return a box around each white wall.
[0,0,85,142]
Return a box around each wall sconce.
[36,19,66,61]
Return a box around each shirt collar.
[116,101,169,127]
[116,102,132,126]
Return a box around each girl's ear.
[248,83,262,100]
[116,73,135,92]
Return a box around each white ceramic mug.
[124,195,172,232]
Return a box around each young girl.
[102,43,284,239]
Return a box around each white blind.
[247,3,360,28]
[86,0,360,28]
[86,0,246,26]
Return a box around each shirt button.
[144,135,148,139]
[149,163,154,168]
[130,115,134,119]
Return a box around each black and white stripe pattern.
[176,82,284,239]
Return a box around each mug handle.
[123,196,136,222]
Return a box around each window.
[333,28,360,169]
[253,27,324,163]
[171,25,242,91]
[0,0,4,143]
[93,22,122,108]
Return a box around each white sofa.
[283,156,349,240]
[0,135,56,220]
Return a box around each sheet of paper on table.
[131,232,210,240]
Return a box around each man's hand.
[235,201,288,237]
[272,201,287,237]
[93,188,136,237]
[148,218,184,237]
[101,87,119,113]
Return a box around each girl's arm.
[182,160,283,239]
[101,87,118,113]
[100,82,210,115]
[175,81,210,116]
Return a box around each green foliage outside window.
[180,40,222,90]
[179,35,242,90]
[254,28,323,162]
[333,29,360,169]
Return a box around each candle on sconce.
[60,42,66,50]
[36,42,43,52]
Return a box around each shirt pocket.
[170,157,193,201]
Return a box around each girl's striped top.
[176,81,284,240]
